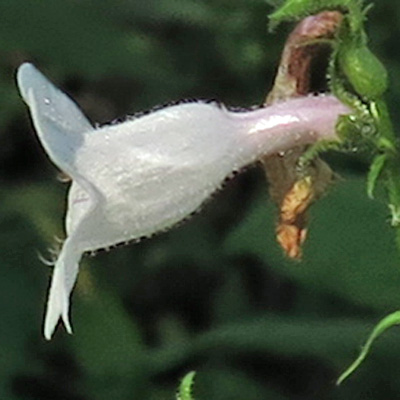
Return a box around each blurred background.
[2,0,400,399]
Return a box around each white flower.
[17,63,349,339]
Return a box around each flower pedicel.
[17,63,350,339]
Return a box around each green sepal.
[298,139,343,168]
[299,109,379,169]
[335,112,377,149]
[337,311,400,385]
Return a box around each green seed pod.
[339,44,388,99]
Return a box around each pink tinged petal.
[17,63,350,339]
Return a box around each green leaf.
[177,371,196,400]
[337,311,400,385]
[367,153,387,198]
[268,0,356,30]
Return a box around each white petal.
[43,238,76,339]
[17,63,94,178]
[17,63,102,339]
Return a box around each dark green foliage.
[3,0,400,399]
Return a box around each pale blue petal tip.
[17,62,41,103]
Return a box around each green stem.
[337,311,400,385]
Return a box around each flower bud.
[339,44,388,99]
